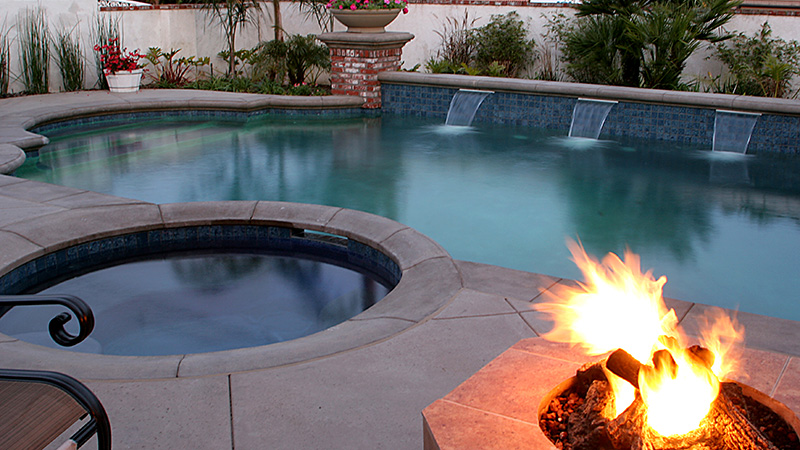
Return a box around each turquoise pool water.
[18,115,800,321]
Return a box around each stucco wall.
[1,1,799,93]
[1,0,97,93]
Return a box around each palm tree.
[201,0,263,76]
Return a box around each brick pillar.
[318,32,414,109]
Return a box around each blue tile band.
[0,225,401,295]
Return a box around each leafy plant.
[54,25,85,92]
[426,11,533,78]
[714,22,800,98]
[535,14,564,81]
[0,21,10,96]
[285,34,330,85]
[432,10,477,69]
[200,0,262,76]
[144,47,210,87]
[184,73,329,95]
[91,14,122,89]
[554,14,627,86]
[250,39,288,82]
[552,0,739,89]
[471,12,535,78]
[217,48,254,77]
[18,8,50,95]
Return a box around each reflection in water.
[0,252,389,356]
[558,145,713,262]
[16,116,800,320]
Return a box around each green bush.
[551,0,739,89]
[426,11,534,78]
[54,26,85,92]
[18,8,50,95]
[432,10,477,70]
[250,39,288,83]
[0,22,9,96]
[471,12,535,78]
[91,15,122,89]
[285,34,330,86]
[185,74,328,96]
[144,47,210,87]
[714,22,800,98]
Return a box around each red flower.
[95,38,142,74]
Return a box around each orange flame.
[535,239,744,436]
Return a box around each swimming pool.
[17,114,800,321]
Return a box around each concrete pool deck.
[0,90,799,449]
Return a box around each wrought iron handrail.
[0,294,95,347]
[0,368,112,449]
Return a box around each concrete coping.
[318,31,415,49]
[0,200,463,380]
[378,71,800,116]
[0,145,25,174]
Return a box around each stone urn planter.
[106,69,143,93]
[330,9,401,33]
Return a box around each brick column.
[318,32,414,109]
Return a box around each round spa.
[0,224,399,356]
[0,202,461,378]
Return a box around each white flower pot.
[106,69,143,93]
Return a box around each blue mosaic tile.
[381,82,800,156]
[31,107,370,135]
[0,225,401,295]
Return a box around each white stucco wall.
[1,0,98,93]
[1,1,798,93]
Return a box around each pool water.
[18,115,800,321]
[0,251,389,355]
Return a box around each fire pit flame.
[535,240,745,437]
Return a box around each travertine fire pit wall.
[422,337,800,450]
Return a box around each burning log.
[567,380,615,450]
[606,382,780,450]
[606,348,642,389]
[542,349,797,450]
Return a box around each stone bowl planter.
[330,9,401,33]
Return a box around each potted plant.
[326,0,409,33]
[94,38,143,93]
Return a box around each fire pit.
[540,357,800,449]
[423,241,800,450]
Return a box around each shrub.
[432,10,477,69]
[54,26,85,92]
[426,11,534,78]
[18,8,50,95]
[0,22,9,96]
[144,47,210,87]
[713,22,800,98]
[284,34,330,86]
[471,12,535,78]
[553,0,738,89]
[250,39,288,83]
[91,15,122,89]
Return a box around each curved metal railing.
[0,294,95,346]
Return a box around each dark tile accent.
[380,83,800,156]
[0,225,401,295]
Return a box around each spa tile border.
[379,72,800,156]
[0,197,463,380]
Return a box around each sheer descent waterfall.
[445,89,493,126]
[569,98,617,139]
[713,110,760,154]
